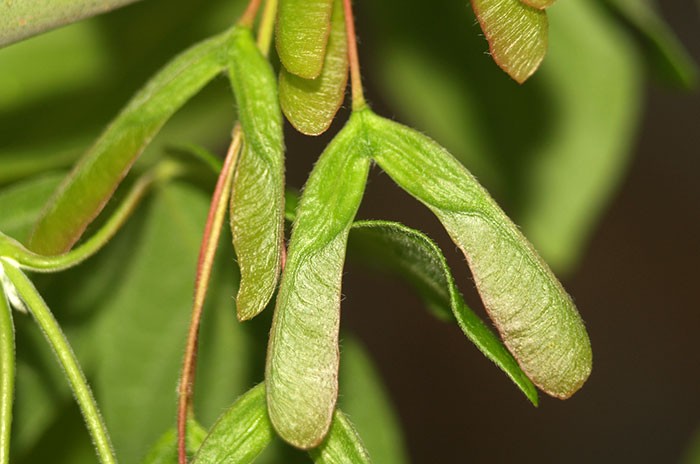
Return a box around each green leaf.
[266,114,371,449]
[604,0,698,88]
[0,0,145,48]
[228,27,285,321]
[339,337,408,464]
[363,109,592,399]
[0,174,64,242]
[276,0,334,79]
[192,383,273,464]
[28,29,233,255]
[470,0,548,83]
[0,281,15,464]
[347,221,539,406]
[309,410,371,464]
[141,419,207,464]
[279,0,348,136]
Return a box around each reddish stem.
[177,126,243,464]
[240,0,263,27]
[342,0,365,110]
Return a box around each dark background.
[282,2,700,463]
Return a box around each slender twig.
[1,261,117,464]
[177,126,243,464]
[257,0,279,57]
[239,0,263,28]
[342,0,366,110]
[0,163,180,273]
[0,281,14,464]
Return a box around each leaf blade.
[28,30,232,255]
[348,221,539,405]
[308,409,372,464]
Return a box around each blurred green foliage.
[0,0,695,462]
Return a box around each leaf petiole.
[0,279,14,464]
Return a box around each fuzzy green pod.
[192,384,273,464]
[266,114,370,449]
[470,0,548,83]
[277,0,334,79]
[228,27,285,320]
[279,0,348,135]
[363,110,591,399]
[519,0,556,9]
[29,30,233,255]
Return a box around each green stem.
[256,0,278,57]
[0,279,14,464]
[0,163,180,273]
[0,262,117,464]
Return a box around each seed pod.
[279,0,348,136]
[192,384,273,464]
[29,30,233,255]
[470,0,548,83]
[228,27,285,320]
[266,114,370,449]
[277,0,334,79]
[363,110,591,399]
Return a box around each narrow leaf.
[605,0,698,88]
[0,281,14,464]
[28,30,233,255]
[192,383,273,464]
[276,0,334,78]
[142,420,207,464]
[279,0,348,136]
[266,114,370,449]
[348,221,539,405]
[309,410,372,464]
[228,27,286,320]
[470,0,548,83]
[364,109,592,399]
[0,0,144,48]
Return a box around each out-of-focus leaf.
[276,0,334,79]
[279,0,348,136]
[141,419,207,464]
[339,337,408,464]
[192,383,273,464]
[605,0,698,88]
[309,410,371,464]
[367,0,642,272]
[28,29,233,255]
[347,221,539,405]
[0,174,64,242]
[0,0,144,48]
[266,115,370,449]
[0,23,108,111]
[93,181,254,463]
[228,27,285,321]
[470,0,548,83]
[365,109,591,399]
[682,426,700,464]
